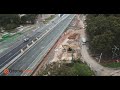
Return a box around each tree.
[90,31,115,58]
[20,14,38,24]
[86,14,120,59]
[0,14,39,32]
[0,14,21,32]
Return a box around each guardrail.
[0,15,72,75]
[0,15,60,60]
[21,15,75,76]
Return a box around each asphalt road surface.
[0,14,75,76]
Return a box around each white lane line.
[4,27,53,71]
[19,64,25,70]
[0,51,20,67]
[8,53,12,56]
[31,55,35,58]
[22,15,75,76]
[12,57,26,70]
[0,16,64,73]
[33,48,36,51]
[0,15,61,59]
[21,58,26,62]
[1,15,72,74]
[41,47,44,49]
[0,26,37,59]
[0,52,23,73]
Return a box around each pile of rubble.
[50,15,82,63]
[33,15,84,76]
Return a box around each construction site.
[33,15,84,75]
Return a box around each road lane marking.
[8,53,12,56]
[0,51,20,67]
[19,64,25,70]
[0,21,58,73]
[22,15,75,76]
[0,15,73,75]
[31,55,35,58]
[0,26,38,59]
[0,16,65,73]
[0,51,23,73]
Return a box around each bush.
[38,60,94,76]
[5,24,19,31]
[86,14,120,59]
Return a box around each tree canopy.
[86,14,120,59]
[20,14,38,24]
[0,14,20,31]
[0,14,38,32]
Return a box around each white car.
[24,38,29,42]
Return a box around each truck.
[58,14,64,17]
[81,37,86,45]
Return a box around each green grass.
[6,33,21,42]
[102,62,120,68]
[38,60,94,76]
[0,25,36,43]
[0,33,21,42]
[70,62,94,76]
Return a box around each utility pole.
[98,53,102,63]
[112,45,119,59]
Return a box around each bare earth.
[32,15,82,75]
[33,14,120,76]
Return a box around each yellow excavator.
[62,44,75,61]
[62,45,75,52]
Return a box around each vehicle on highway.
[52,21,56,24]
[0,14,75,76]
[60,14,64,17]
[24,38,29,42]
[58,14,64,17]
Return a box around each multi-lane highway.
[0,15,60,69]
[0,14,75,76]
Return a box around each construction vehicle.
[62,45,75,53]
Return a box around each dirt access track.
[33,14,120,76]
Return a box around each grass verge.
[102,62,120,68]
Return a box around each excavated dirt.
[32,14,83,76]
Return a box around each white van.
[81,37,86,45]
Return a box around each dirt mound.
[68,33,79,40]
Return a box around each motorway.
[0,14,61,70]
[0,14,75,76]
